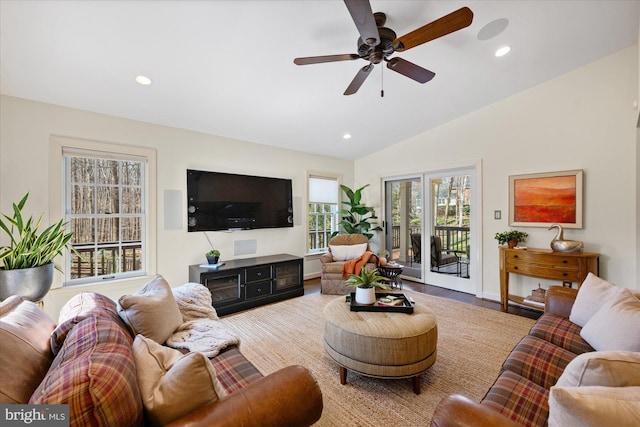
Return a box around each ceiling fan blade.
[344,64,373,95]
[393,6,473,52]
[294,54,361,65]
[343,0,379,47]
[386,57,435,83]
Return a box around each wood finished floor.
[304,277,541,320]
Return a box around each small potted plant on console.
[494,230,528,249]
[206,249,220,265]
[345,267,391,305]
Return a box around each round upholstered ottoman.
[323,295,437,394]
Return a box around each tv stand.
[189,254,304,316]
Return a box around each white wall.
[356,46,639,300]
[0,96,353,318]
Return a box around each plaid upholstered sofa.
[430,275,640,427]
[1,283,323,427]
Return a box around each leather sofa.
[430,280,640,427]
[1,289,323,427]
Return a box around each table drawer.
[246,265,272,283]
[507,251,580,267]
[506,262,581,282]
[245,281,271,299]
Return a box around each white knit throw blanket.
[166,282,239,358]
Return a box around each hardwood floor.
[304,277,542,320]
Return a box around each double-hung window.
[307,175,339,254]
[53,137,156,286]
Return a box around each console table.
[499,247,599,312]
[189,254,304,316]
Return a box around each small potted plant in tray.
[206,249,220,265]
[345,267,391,305]
[494,230,528,249]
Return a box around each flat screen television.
[187,169,293,232]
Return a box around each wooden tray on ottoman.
[349,293,414,314]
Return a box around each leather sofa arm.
[545,286,578,318]
[430,395,522,427]
[167,365,323,427]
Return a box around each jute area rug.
[219,289,535,426]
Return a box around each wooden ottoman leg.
[339,366,348,385]
[412,375,421,394]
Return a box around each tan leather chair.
[320,234,378,295]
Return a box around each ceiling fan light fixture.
[135,75,152,85]
[495,46,511,57]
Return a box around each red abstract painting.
[509,170,582,228]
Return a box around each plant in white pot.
[345,267,391,305]
[0,193,75,301]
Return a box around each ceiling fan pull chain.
[381,62,384,97]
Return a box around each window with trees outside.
[64,151,148,284]
[308,175,339,254]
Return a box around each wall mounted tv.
[187,169,293,232]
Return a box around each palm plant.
[0,193,74,270]
[345,267,391,290]
[334,184,382,239]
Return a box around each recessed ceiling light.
[495,46,511,57]
[135,75,152,85]
[343,133,352,140]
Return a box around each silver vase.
[0,263,54,302]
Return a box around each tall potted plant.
[333,184,382,240]
[0,193,75,301]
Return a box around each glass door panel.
[425,170,475,294]
[384,177,422,281]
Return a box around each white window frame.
[307,173,340,254]
[50,136,157,288]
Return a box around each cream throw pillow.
[132,335,226,427]
[569,273,621,327]
[330,243,367,261]
[548,386,640,427]
[580,289,640,352]
[117,275,183,344]
[556,351,640,387]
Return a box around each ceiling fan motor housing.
[357,26,397,62]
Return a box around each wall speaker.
[164,189,182,230]
[293,196,302,226]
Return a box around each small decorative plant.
[206,249,220,264]
[345,267,391,290]
[494,230,528,248]
[0,193,74,270]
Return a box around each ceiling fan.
[294,0,473,96]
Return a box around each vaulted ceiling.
[1,1,638,160]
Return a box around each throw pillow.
[569,273,621,327]
[51,292,128,355]
[548,386,640,427]
[330,242,367,261]
[117,276,183,344]
[132,335,226,427]
[556,351,640,387]
[580,289,640,352]
[30,316,144,426]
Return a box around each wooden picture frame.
[509,170,583,229]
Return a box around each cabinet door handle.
[513,266,518,270]
[513,255,519,258]
[562,260,568,264]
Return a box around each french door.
[383,166,479,295]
